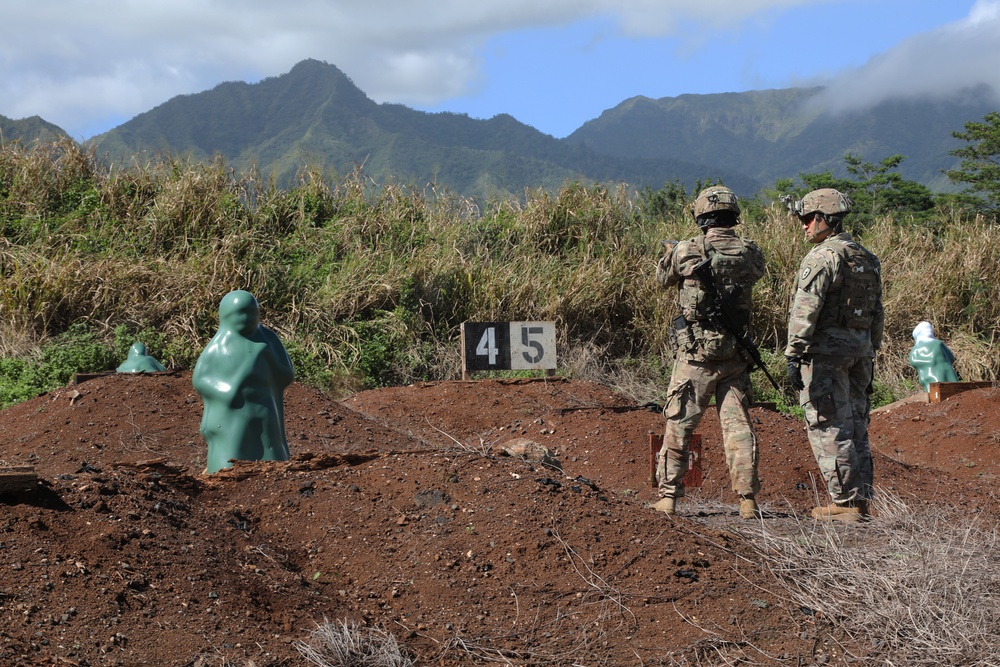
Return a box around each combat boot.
[651,497,676,515]
[811,499,869,522]
[739,495,760,520]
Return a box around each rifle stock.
[691,258,783,393]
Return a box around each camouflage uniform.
[786,231,883,503]
[656,226,765,501]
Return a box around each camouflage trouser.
[798,353,874,502]
[656,354,759,499]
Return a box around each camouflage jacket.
[656,227,765,361]
[785,232,884,358]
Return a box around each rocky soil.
[0,371,996,666]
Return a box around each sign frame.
[461,321,557,379]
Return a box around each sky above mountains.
[3,1,997,141]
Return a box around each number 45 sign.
[461,321,557,378]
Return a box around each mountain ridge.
[2,59,996,199]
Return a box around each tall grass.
[0,139,997,404]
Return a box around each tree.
[844,153,935,219]
[638,180,688,221]
[774,154,936,226]
[947,111,1000,209]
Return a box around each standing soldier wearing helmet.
[652,186,765,519]
[784,188,883,522]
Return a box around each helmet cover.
[692,186,740,219]
[798,188,852,218]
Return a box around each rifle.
[691,257,783,393]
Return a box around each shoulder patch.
[797,253,829,290]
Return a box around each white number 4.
[476,327,499,365]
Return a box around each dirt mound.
[0,372,996,666]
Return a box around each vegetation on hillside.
[0,136,998,410]
[81,59,761,200]
[947,111,1000,209]
[0,114,69,146]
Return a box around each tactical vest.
[676,235,757,360]
[819,239,881,330]
[678,235,756,323]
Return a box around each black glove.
[786,356,804,391]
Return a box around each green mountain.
[84,59,756,198]
[10,59,996,199]
[0,114,69,145]
[567,86,998,192]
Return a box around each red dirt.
[0,372,997,666]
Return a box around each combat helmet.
[691,186,740,228]
[797,188,852,219]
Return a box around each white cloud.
[815,0,1000,111]
[0,1,991,138]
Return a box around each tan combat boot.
[811,499,869,522]
[651,497,676,515]
[739,495,760,520]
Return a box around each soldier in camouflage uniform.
[784,188,883,522]
[652,186,765,520]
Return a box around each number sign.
[461,321,556,374]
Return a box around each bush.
[294,618,413,667]
[0,323,117,407]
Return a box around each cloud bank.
[2,1,996,139]
[815,0,1000,111]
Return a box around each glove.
[786,356,804,391]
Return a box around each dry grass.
[2,139,1000,401]
[294,618,414,667]
[741,489,1000,666]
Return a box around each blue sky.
[2,1,996,141]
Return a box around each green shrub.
[0,323,117,407]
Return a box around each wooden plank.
[928,381,994,403]
[0,466,38,494]
[648,432,702,489]
[460,323,470,380]
[683,433,703,488]
[72,371,115,385]
[649,433,657,488]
